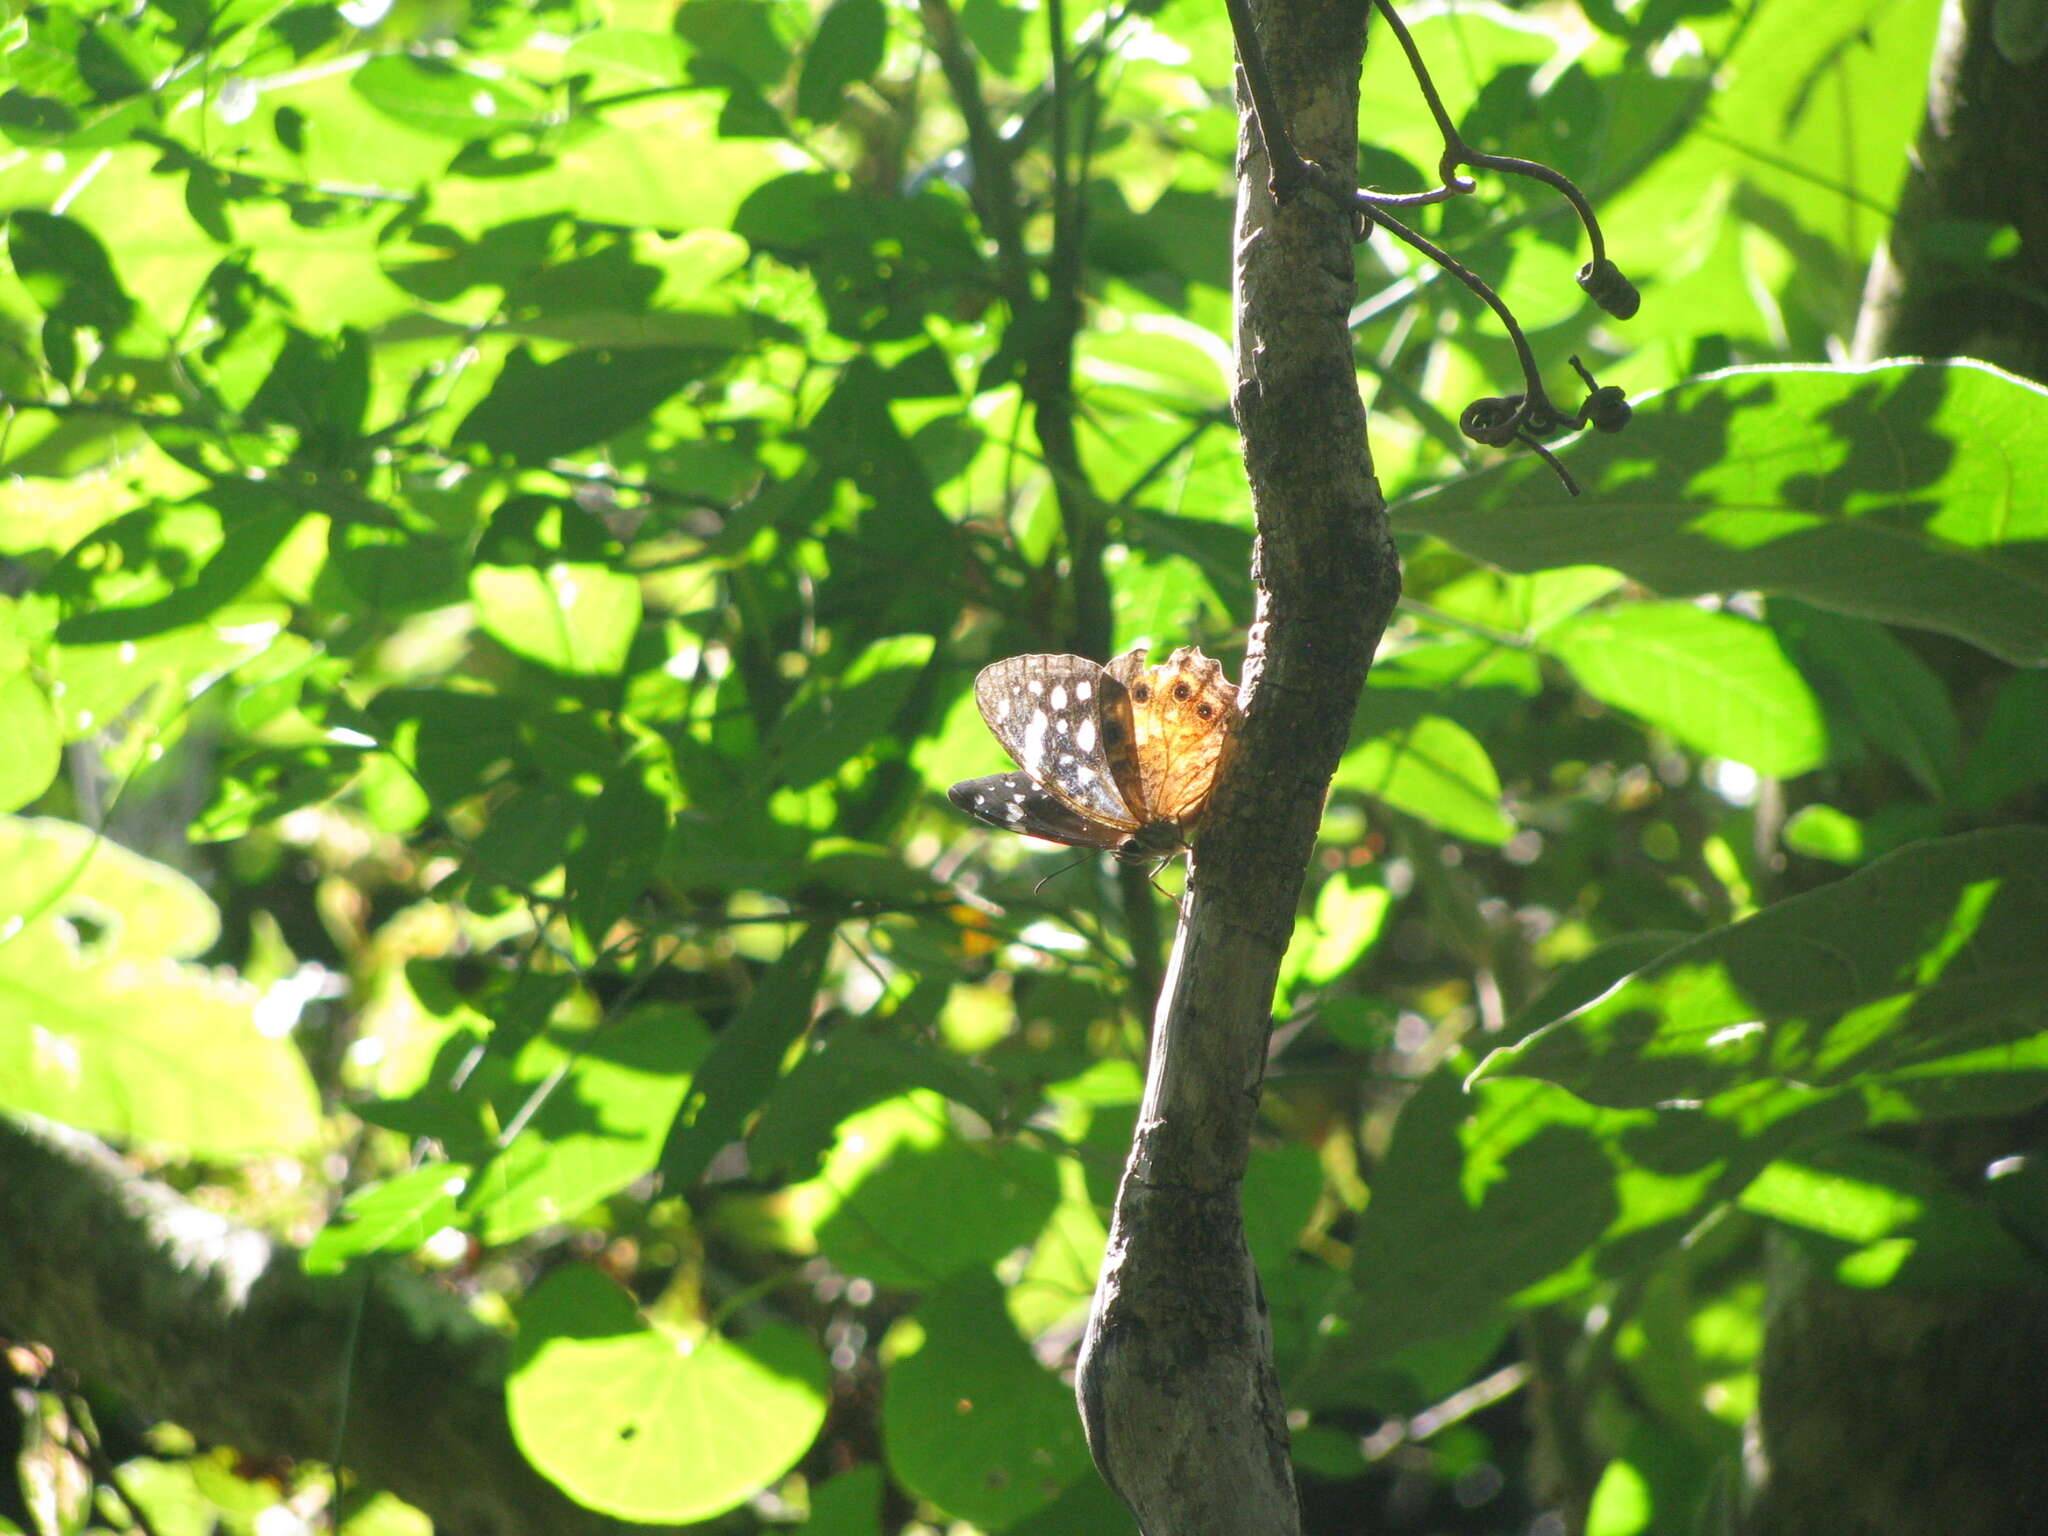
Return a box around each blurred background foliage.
[2,0,2046,1531]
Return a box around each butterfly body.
[948,646,1240,862]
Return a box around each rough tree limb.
[1072,0,1400,1529]
[0,1116,651,1536]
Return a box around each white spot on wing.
[1076,718,1096,752]
[1076,680,1093,702]
[1021,710,1049,773]
[1049,684,1067,711]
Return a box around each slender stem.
[1370,0,1466,178]
[919,0,1032,307]
[1370,0,1612,268]
[1356,205,1550,415]
[1223,0,1308,200]
[1048,0,1071,200]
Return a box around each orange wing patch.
[1110,645,1240,831]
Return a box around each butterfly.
[947,645,1241,863]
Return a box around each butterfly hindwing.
[971,653,1141,831]
[947,771,1139,858]
[1121,646,1240,827]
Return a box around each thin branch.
[1223,0,1309,201]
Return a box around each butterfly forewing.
[971,654,1141,832]
[947,772,1140,858]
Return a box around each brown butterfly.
[947,645,1240,863]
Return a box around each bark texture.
[0,1117,643,1536]
[1072,0,1400,1530]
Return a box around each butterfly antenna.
[1033,852,1093,895]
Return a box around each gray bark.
[1072,0,1401,1529]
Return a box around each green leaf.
[1282,870,1394,993]
[192,744,366,842]
[1476,826,2048,1107]
[765,633,936,789]
[1783,804,1866,864]
[350,54,546,140]
[302,1164,472,1275]
[1740,1139,2043,1290]
[508,1264,827,1522]
[1954,670,2048,813]
[1544,603,1827,776]
[0,816,320,1154]
[1338,1073,1628,1364]
[566,762,672,951]
[454,345,719,461]
[1397,362,2048,666]
[883,1273,1092,1527]
[470,499,643,677]
[660,925,833,1188]
[0,607,60,811]
[747,1031,1009,1180]
[470,1006,710,1244]
[796,0,887,121]
[1334,697,1513,845]
[807,1095,1062,1288]
[6,209,133,334]
[1770,601,1960,796]
[1506,931,1695,1038]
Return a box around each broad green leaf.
[1604,0,1943,286]
[455,345,719,462]
[1506,931,1695,1038]
[1783,804,1866,864]
[765,633,936,789]
[1397,362,2048,665]
[565,763,672,952]
[192,744,366,842]
[802,1092,1062,1289]
[0,816,320,1153]
[1954,670,2048,813]
[660,925,833,1188]
[796,0,887,121]
[469,498,643,677]
[302,1164,472,1276]
[349,55,547,140]
[0,623,61,811]
[746,1030,1009,1181]
[1476,827,2048,1107]
[1243,1142,1324,1270]
[1282,870,1393,994]
[6,208,133,334]
[1740,1139,2043,1291]
[1334,704,1513,845]
[1425,565,1626,637]
[470,564,641,677]
[883,1273,1092,1527]
[1770,601,1960,796]
[509,1265,827,1523]
[1544,603,1826,776]
[1338,1073,1632,1364]
[470,1006,710,1244]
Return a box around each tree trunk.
[1072,0,1401,1530]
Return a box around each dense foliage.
[3,0,2045,1532]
